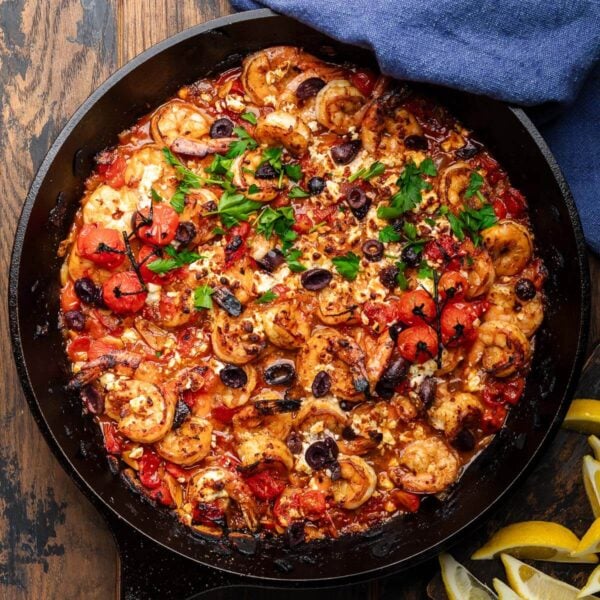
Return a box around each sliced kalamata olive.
[419,376,437,409]
[307,176,326,195]
[404,135,428,151]
[175,221,197,245]
[452,428,476,452]
[323,436,339,459]
[286,431,303,454]
[341,425,357,441]
[301,268,332,291]
[331,140,361,165]
[64,310,85,331]
[362,239,383,262]
[81,385,104,415]
[345,186,371,220]
[305,437,338,470]
[210,117,234,139]
[220,365,248,389]
[375,357,409,398]
[256,248,285,272]
[255,162,278,179]
[213,287,243,317]
[311,371,331,398]
[74,277,102,306]
[264,360,296,386]
[389,322,404,341]
[296,77,326,100]
[379,265,399,290]
[401,244,422,268]
[173,400,191,429]
[455,138,482,160]
[515,278,536,301]
[286,521,306,547]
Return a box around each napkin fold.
[232,0,600,252]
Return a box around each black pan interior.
[9,10,590,584]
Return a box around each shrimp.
[236,434,294,471]
[254,111,312,157]
[427,387,482,439]
[150,100,212,146]
[231,150,279,202]
[297,328,370,402]
[214,365,257,409]
[67,351,142,390]
[232,394,293,442]
[482,220,533,276]
[317,282,360,325]
[242,46,314,106]
[155,285,195,329]
[468,320,530,378]
[360,88,421,155]
[438,163,485,214]
[170,137,236,158]
[261,300,311,349]
[339,401,397,455]
[187,467,259,531]
[294,399,348,434]
[211,310,266,365]
[155,416,212,466]
[462,245,495,299]
[104,379,175,443]
[485,282,543,337]
[124,146,177,202]
[355,330,395,386]
[173,366,214,416]
[315,80,367,134]
[331,456,377,509]
[390,437,459,493]
[180,188,220,245]
[82,184,139,233]
[436,347,465,376]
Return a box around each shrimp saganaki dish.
[59,46,546,543]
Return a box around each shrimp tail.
[67,351,141,390]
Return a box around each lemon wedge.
[564,400,600,434]
[439,553,497,600]
[472,521,597,563]
[501,553,599,599]
[573,518,600,556]
[589,435,600,460]
[580,565,600,598]
[492,578,523,599]
[583,455,600,518]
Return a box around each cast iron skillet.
[8,8,590,599]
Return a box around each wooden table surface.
[1,2,599,598]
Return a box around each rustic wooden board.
[0,1,598,598]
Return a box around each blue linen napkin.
[232,0,600,252]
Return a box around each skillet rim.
[8,8,591,584]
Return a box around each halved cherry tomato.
[245,470,286,501]
[67,336,90,362]
[134,204,179,246]
[492,197,508,220]
[299,490,327,520]
[482,378,525,407]
[100,421,122,454]
[292,212,313,234]
[441,302,477,346]
[499,187,526,217]
[363,300,402,329]
[504,378,525,404]
[423,234,459,263]
[481,404,507,433]
[438,271,468,301]
[77,223,126,269]
[212,404,241,424]
[273,489,301,528]
[103,271,147,314]
[88,338,119,361]
[476,154,503,185]
[139,449,161,489]
[313,205,336,225]
[350,69,378,97]
[98,155,127,189]
[397,290,436,326]
[61,281,81,312]
[137,244,177,285]
[392,490,421,513]
[397,324,438,364]
[148,481,173,506]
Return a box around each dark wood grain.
[0,2,598,599]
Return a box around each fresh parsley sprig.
[379,225,401,243]
[256,290,278,304]
[332,251,360,281]
[348,161,385,183]
[440,204,497,245]
[256,206,297,249]
[226,126,258,159]
[193,285,214,310]
[241,112,257,125]
[208,190,262,229]
[284,248,306,272]
[147,246,202,274]
[464,172,486,204]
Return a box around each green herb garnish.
[193,285,214,310]
[225,126,258,158]
[465,171,486,203]
[241,112,257,125]
[289,186,310,199]
[147,246,202,274]
[379,225,401,243]
[256,206,297,248]
[348,161,385,183]
[284,248,306,272]
[441,204,497,245]
[256,290,278,304]
[396,261,409,290]
[209,190,262,228]
[332,251,360,281]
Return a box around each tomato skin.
[225,223,250,266]
[135,204,179,246]
[61,281,81,312]
[98,155,126,189]
[192,502,225,525]
[148,481,173,506]
[77,223,126,269]
[103,271,147,314]
[397,290,436,326]
[499,187,526,217]
[67,336,90,362]
[273,490,301,527]
[397,324,438,363]
[440,302,477,346]
[481,404,507,433]
[100,421,122,454]
[137,244,178,285]
[292,212,313,234]
[363,300,402,329]
[165,462,191,481]
[299,490,327,520]
[245,471,286,501]
[312,205,336,225]
[212,404,241,424]
[482,378,525,407]
[139,450,162,489]
[88,338,119,361]
[350,69,378,96]
[492,197,508,220]
[423,234,459,263]
[392,490,421,513]
[438,271,468,301]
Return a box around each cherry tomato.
[77,223,126,269]
[313,205,336,225]
[134,204,179,246]
[292,212,313,234]
[165,462,192,481]
[482,378,525,407]
[100,421,122,454]
[61,281,81,312]
[212,404,241,424]
[481,404,507,433]
[396,324,438,363]
[273,489,301,528]
[363,300,402,329]
[245,470,286,501]
[139,450,161,489]
[67,336,90,362]
[499,187,526,217]
[504,378,525,405]
[88,338,119,361]
[423,234,459,263]
[392,490,421,513]
[476,154,503,185]
[438,271,468,301]
[137,244,176,285]
[397,290,436,326]
[299,490,327,520]
[98,155,127,189]
[492,197,508,220]
[440,302,477,346]
[350,69,378,96]
[148,481,173,506]
[103,271,147,314]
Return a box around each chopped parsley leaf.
[417,261,434,280]
[225,126,258,158]
[395,261,409,290]
[147,246,202,274]
[284,163,302,182]
[150,188,163,203]
[256,290,278,304]
[332,251,360,281]
[284,247,307,272]
[209,190,262,228]
[193,285,214,310]
[465,171,485,203]
[379,225,401,243]
[348,161,386,183]
[289,186,310,199]
[241,111,257,125]
[256,206,297,249]
[441,203,497,245]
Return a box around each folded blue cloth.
[232,0,600,252]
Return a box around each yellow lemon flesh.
[564,400,600,434]
[583,455,600,518]
[589,435,600,461]
[574,518,600,556]
[580,565,600,598]
[472,521,597,563]
[501,554,599,600]
[493,578,523,599]
[439,553,497,600]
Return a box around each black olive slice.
[213,287,243,317]
[296,77,326,100]
[175,221,197,245]
[173,399,191,429]
[300,268,333,291]
[331,140,361,165]
[515,278,536,301]
[404,134,428,150]
[220,365,248,389]
[255,162,278,179]
[362,239,384,262]
[401,244,422,267]
[311,371,331,398]
[345,186,371,220]
[419,376,437,409]
[375,357,409,399]
[307,176,326,195]
[210,117,234,139]
[64,310,85,331]
[264,360,296,386]
[81,385,104,415]
[256,249,285,272]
